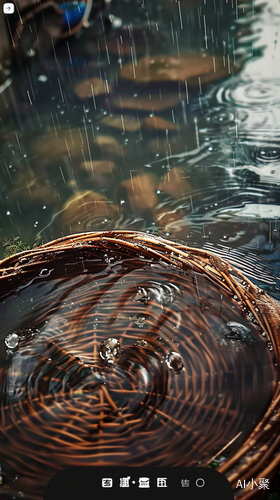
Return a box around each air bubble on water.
[39,268,51,277]
[166,352,183,372]
[38,75,48,82]
[5,333,19,349]
[223,322,251,340]
[100,338,121,364]
[18,256,27,265]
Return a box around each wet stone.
[166,352,184,373]
[100,338,121,364]
[223,322,251,340]
[73,77,111,100]
[120,53,236,86]
[101,114,141,132]
[110,92,180,112]
[143,116,178,131]
[121,174,158,213]
[159,167,191,198]
[5,333,19,350]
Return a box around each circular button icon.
[196,478,205,488]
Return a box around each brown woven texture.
[0,230,280,499]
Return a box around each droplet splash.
[100,338,121,364]
[223,322,251,340]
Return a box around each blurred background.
[0,0,279,303]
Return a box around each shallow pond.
[0,0,280,498]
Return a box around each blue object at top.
[60,2,87,29]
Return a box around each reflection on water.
[1,0,280,497]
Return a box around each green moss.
[2,237,31,259]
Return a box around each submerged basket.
[0,230,280,499]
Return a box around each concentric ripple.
[214,78,280,108]
[0,232,279,499]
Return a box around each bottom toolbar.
[44,467,234,500]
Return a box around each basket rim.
[0,230,280,497]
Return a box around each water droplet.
[5,333,19,349]
[39,268,50,277]
[38,75,48,82]
[100,338,121,364]
[166,352,183,373]
[135,340,148,348]
[223,322,251,340]
[19,257,28,264]
[133,315,146,328]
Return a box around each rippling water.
[0,234,278,498]
[1,0,280,497]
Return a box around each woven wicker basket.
[0,230,280,499]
